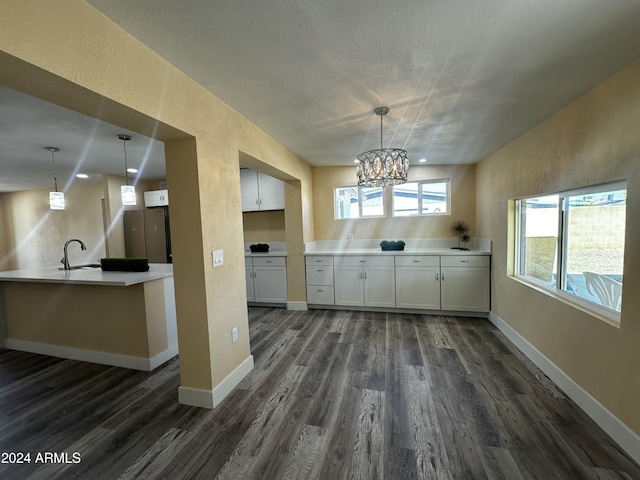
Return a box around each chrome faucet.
[61,239,87,270]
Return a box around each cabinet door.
[160,189,169,206]
[240,169,260,212]
[364,265,396,307]
[144,209,168,263]
[334,265,364,306]
[258,173,285,210]
[395,266,440,309]
[254,265,287,303]
[245,265,255,302]
[440,266,490,312]
[123,210,146,258]
[144,190,164,207]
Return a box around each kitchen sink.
[58,263,102,270]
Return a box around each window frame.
[391,178,451,217]
[333,185,385,220]
[513,181,626,324]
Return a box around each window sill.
[509,275,621,327]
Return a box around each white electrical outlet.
[232,327,238,343]
[213,249,224,267]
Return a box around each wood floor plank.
[1,307,640,479]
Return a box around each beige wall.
[312,165,476,241]
[0,177,155,271]
[242,210,286,243]
[0,1,313,400]
[0,183,106,270]
[476,60,640,434]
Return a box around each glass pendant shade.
[356,107,408,187]
[45,146,65,210]
[49,191,65,210]
[121,185,137,205]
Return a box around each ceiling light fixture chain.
[45,146,60,192]
[356,106,408,188]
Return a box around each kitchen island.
[0,264,177,371]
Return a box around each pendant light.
[45,146,65,210]
[356,107,409,187]
[118,134,137,206]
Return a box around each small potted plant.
[449,220,470,250]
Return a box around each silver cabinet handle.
[364,272,367,279]
[317,269,323,272]
[359,260,366,263]
[460,260,469,263]
[360,272,363,279]
[413,260,420,263]
[436,273,439,281]
[266,260,272,263]
[442,273,445,281]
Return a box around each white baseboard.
[149,343,179,370]
[4,338,178,371]
[178,354,254,409]
[488,312,640,465]
[287,301,307,311]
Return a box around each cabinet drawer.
[306,266,334,286]
[307,286,335,305]
[441,255,490,267]
[395,255,440,267]
[334,255,394,267]
[252,256,286,267]
[305,255,333,266]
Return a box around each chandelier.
[356,107,409,187]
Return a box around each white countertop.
[304,248,490,256]
[304,237,492,256]
[244,251,288,257]
[0,263,174,287]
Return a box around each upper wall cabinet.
[144,189,169,207]
[240,169,285,212]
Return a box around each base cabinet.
[306,256,335,305]
[395,256,440,309]
[440,257,490,312]
[246,256,287,304]
[306,254,490,314]
[334,256,395,308]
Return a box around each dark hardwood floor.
[1,307,639,479]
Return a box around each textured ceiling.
[0,86,166,193]
[3,1,640,192]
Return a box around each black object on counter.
[380,240,405,251]
[100,257,150,272]
[250,243,270,253]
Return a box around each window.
[334,186,384,219]
[515,182,626,318]
[392,179,450,216]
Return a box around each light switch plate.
[213,249,224,267]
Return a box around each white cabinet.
[305,256,335,305]
[305,253,490,314]
[144,189,169,207]
[395,256,441,309]
[240,169,285,212]
[334,256,395,307]
[246,256,287,304]
[440,256,490,312]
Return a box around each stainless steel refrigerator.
[123,207,172,263]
